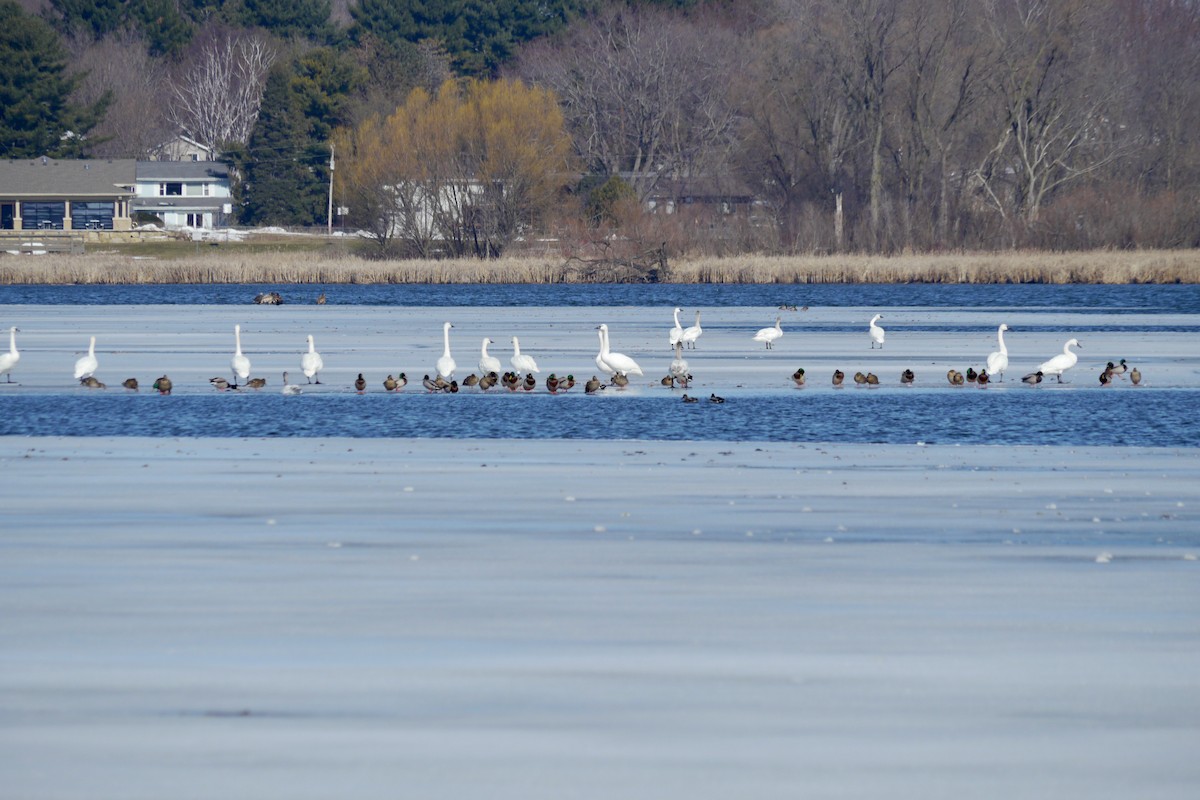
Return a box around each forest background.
[3,0,1198,262]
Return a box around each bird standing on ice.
[868,314,885,349]
[510,336,539,374]
[681,310,703,349]
[986,323,1010,381]
[301,334,324,383]
[479,338,501,376]
[668,341,689,387]
[436,322,456,379]
[753,316,783,349]
[669,307,684,349]
[596,324,642,378]
[231,325,251,388]
[1037,338,1082,383]
[74,336,98,382]
[0,326,19,383]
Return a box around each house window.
[159,182,183,196]
[22,202,65,229]
[186,213,204,227]
[71,202,114,230]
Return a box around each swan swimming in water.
[510,336,539,374]
[281,371,302,395]
[231,325,251,388]
[986,323,1010,381]
[436,321,456,379]
[74,336,98,381]
[681,310,703,349]
[301,334,324,384]
[669,307,684,349]
[753,316,783,349]
[1038,338,1082,383]
[868,314,885,349]
[596,324,642,377]
[0,327,19,383]
[479,338,501,376]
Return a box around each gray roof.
[0,157,137,199]
[131,197,230,213]
[136,161,231,182]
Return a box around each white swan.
[1038,338,1082,383]
[669,307,684,349]
[231,324,251,387]
[0,326,19,383]
[510,336,539,373]
[478,337,501,376]
[436,321,456,379]
[73,335,98,381]
[681,310,703,349]
[281,371,302,395]
[595,328,616,377]
[986,323,1010,381]
[596,324,643,377]
[668,340,689,386]
[753,316,783,349]
[301,334,324,384]
[869,314,885,349]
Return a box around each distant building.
[149,135,216,162]
[0,157,136,231]
[132,161,233,230]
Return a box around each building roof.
[136,161,231,182]
[0,157,137,199]
[131,197,231,214]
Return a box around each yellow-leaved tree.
[335,78,574,257]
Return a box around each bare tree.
[169,31,275,156]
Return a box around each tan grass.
[1,249,1196,284]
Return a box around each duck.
[245,377,267,390]
[210,376,231,391]
[661,375,676,388]
[986,323,1010,381]
[1021,370,1044,386]
[1099,368,1112,386]
[965,367,978,383]
[395,373,407,390]
[681,310,703,349]
[832,369,845,387]
[668,307,684,349]
[510,336,539,374]
[668,341,690,387]
[478,372,497,391]
[1037,338,1082,383]
[281,371,302,395]
[584,375,602,394]
[1130,367,1142,385]
[478,338,501,377]
[463,373,479,388]
[951,370,965,386]
[752,316,783,349]
[152,375,172,395]
[436,321,456,380]
[865,372,879,386]
[422,374,439,392]
[350,373,364,393]
[316,292,326,305]
[522,373,537,392]
[611,372,630,388]
[595,324,642,377]
[1109,358,1128,379]
[447,380,459,393]
[74,335,99,381]
[503,371,520,391]
[946,368,959,385]
[868,314,885,349]
[681,394,698,403]
[709,393,725,403]
[976,369,989,386]
[230,325,250,388]
[545,374,560,393]
[561,375,575,392]
[81,376,105,389]
[383,374,399,392]
[122,378,139,391]
[301,334,324,384]
[0,327,19,383]
[792,367,806,387]
[901,368,914,385]
[853,371,867,386]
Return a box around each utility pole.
[327,144,335,236]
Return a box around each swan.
[669,307,684,349]
[479,338,501,376]
[596,324,643,377]
[594,328,615,377]
[0,327,19,382]
[74,336,98,381]
[281,371,302,394]
[1038,338,1082,383]
[510,336,539,374]
[681,310,703,349]
[231,325,251,387]
[753,316,783,349]
[869,314,885,349]
[668,341,689,387]
[436,321,456,379]
[986,323,1010,381]
[301,334,324,384]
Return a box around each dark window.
[71,202,114,231]
[23,202,65,229]
[1,203,13,230]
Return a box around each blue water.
[1,387,1195,446]
[3,282,1199,313]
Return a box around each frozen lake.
[2,291,1199,798]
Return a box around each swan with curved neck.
[681,310,702,349]
[301,334,324,384]
[986,323,1010,381]
[510,336,539,374]
[73,336,98,381]
[231,325,251,387]
[479,337,501,376]
[1038,338,1081,383]
[668,340,689,386]
[869,314,885,349]
[596,324,642,378]
[0,327,19,383]
[669,307,684,349]
[753,317,783,349]
[436,322,456,379]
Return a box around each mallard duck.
[1109,358,1127,379]
[522,373,537,392]
[81,376,105,389]
[383,374,399,392]
[210,376,231,391]
[965,367,978,383]
[422,374,439,392]
[561,375,575,392]
[951,371,965,386]
[545,374,560,393]
[946,369,959,385]
[463,373,479,387]
[448,380,459,393]
[245,377,267,390]
[152,375,172,395]
[1130,367,1141,385]
[316,292,326,305]
[832,369,845,386]
[853,371,867,386]
[661,375,675,387]
[1099,368,1112,386]
[611,372,629,388]
[976,370,989,386]
[1021,370,1044,386]
[354,373,367,393]
[900,368,914,385]
[792,368,806,387]
[709,393,725,403]
[681,394,698,403]
[122,378,139,391]
[585,375,602,394]
[865,372,879,386]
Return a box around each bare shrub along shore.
[1,250,1197,285]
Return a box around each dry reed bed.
[1,250,1197,285]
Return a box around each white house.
[132,161,233,230]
